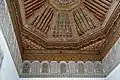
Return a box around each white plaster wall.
[0,29,19,80]
[20,78,105,80]
[106,64,120,80]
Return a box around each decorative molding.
[22,53,102,61]
[20,61,105,78]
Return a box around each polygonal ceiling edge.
[6,0,120,61]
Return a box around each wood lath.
[73,8,96,36]
[80,39,105,51]
[83,0,113,21]
[22,36,45,49]
[30,7,54,34]
[24,0,46,18]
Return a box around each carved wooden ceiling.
[6,0,120,61]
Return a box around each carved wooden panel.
[6,0,120,61]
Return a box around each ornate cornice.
[22,53,102,61]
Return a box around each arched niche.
[59,61,68,73]
[31,61,41,75]
[50,61,58,73]
[94,61,103,74]
[68,61,77,73]
[77,61,85,74]
[22,61,31,73]
[41,61,50,73]
[85,61,95,74]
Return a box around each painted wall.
[0,29,19,80]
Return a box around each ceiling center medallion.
[49,0,80,10]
